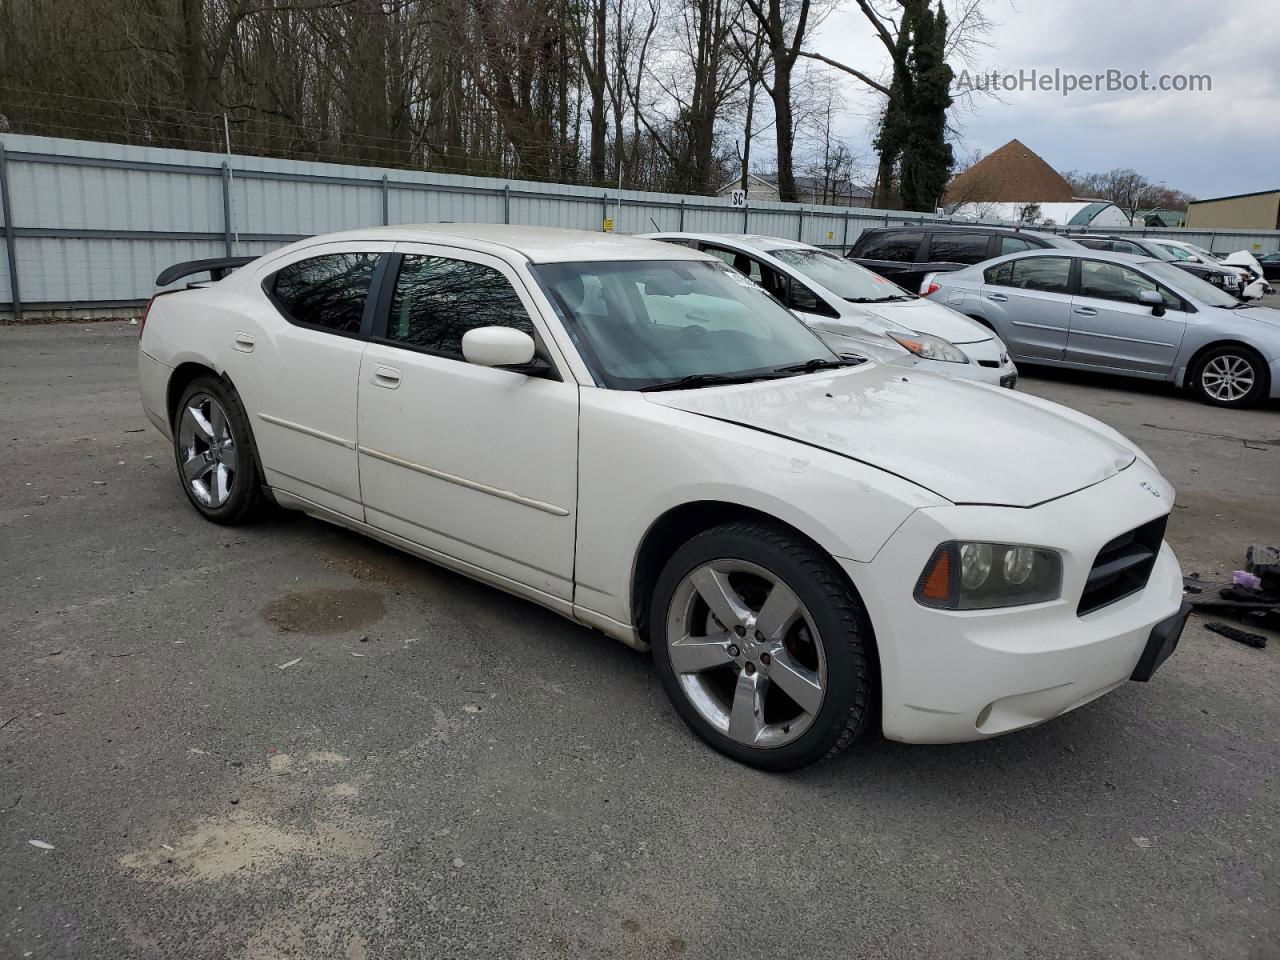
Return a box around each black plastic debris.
[1204,622,1267,650]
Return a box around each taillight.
[923,281,941,297]
[137,296,157,337]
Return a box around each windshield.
[767,247,911,301]
[1142,260,1243,308]
[1156,242,1193,261]
[533,259,839,390]
[1144,243,1176,261]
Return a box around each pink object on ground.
[1232,570,1263,590]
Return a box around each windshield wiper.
[637,372,780,392]
[773,357,866,374]
[844,294,915,303]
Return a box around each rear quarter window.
[269,253,380,334]
[926,233,991,264]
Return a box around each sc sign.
[730,190,748,208]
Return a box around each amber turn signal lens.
[918,546,953,603]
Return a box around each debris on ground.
[1233,570,1263,590]
[1205,622,1268,650]
[276,658,302,670]
[28,839,55,850]
[1185,546,1280,634]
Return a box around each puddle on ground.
[260,588,385,634]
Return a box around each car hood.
[644,365,1136,507]
[858,296,993,345]
[1220,303,1280,329]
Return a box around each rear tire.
[1189,345,1268,408]
[649,521,874,771]
[172,376,265,525]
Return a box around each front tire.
[649,521,875,771]
[1189,345,1268,408]
[172,376,265,524]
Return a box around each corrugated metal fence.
[2,132,1278,318]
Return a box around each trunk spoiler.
[156,256,255,287]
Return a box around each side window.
[854,230,924,262]
[270,253,379,334]
[385,255,534,359]
[926,232,991,265]
[1076,239,1112,251]
[1000,236,1033,255]
[984,261,1014,286]
[1112,240,1144,256]
[1010,257,1071,293]
[786,278,833,316]
[702,246,762,284]
[1079,260,1180,309]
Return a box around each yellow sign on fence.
[602,218,614,233]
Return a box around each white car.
[138,225,1188,771]
[1148,238,1271,300]
[642,232,1018,388]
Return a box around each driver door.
[355,244,579,601]
[1064,259,1188,374]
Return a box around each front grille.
[1077,515,1168,616]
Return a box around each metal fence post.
[679,198,685,231]
[220,161,234,257]
[742,204,749,232]
[842,210,850,252]
[602,193,609,231]
[0,142,20,320]
[381,175,390,225]
[797,207,805,241]
[504,184,511,225]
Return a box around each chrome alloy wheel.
[665,560,827,749]
[177,393,237,507]
[1201,354,1255,403]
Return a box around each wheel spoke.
[220,439,237,473]
[690,566,750,629]
[668,634,733,674]
[767,649,824,716]
[727,670,766,744]
[755,581,800,643]
[182,453,210,483]
[187,404,216,441]
[212,464,232,504]
[209,403,230,443]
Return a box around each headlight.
[886,331,969,363]
[914,541,1063,610]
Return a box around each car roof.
[642,232,818,253]
[287,224,714,264]
[970,247,1163,267]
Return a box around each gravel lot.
[2,322,1278,960]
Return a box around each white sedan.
[138,225,1189,771]
[643,232,1018,387]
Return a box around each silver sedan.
[925,248,1280,408]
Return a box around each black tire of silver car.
[649,520,875,771]
[172,375,266,524]
[1189,345,1268,409]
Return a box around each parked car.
[1258,252,1280,282]
[846,224,1081,293]
[139,225,1188,771]
[1072,234,1243,295]
[1144,238,1269,300]
[925,248,1280,407]
[642,232,1017,387]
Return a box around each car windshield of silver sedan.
[767,247,914,303]
[1142,260,1243,308]
[534,259,852,390]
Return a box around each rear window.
[1076,238,1112,251]
[270,253,379,334]
[852,230,924,262]
[926,233,990,264]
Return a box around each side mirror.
[461,326,537,369]
[1138,289,1165,315]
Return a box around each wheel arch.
[166,362,273,501]
[629,499,880,668]
[1180,339,1270,391]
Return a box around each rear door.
[1065,259,1188,374]
[979,256,1074,360]
[246,243,393,519]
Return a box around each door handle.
[987,294,1008,302]
[372,365,402,389]
[232,332,255,352]
[1074,307,1098,316]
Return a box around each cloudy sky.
[808,0,1280,198]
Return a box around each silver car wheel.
[1201,354,1255,403]
[177,393,237,507]
[665,559,827,749]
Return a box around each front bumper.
[841,462,1185,743]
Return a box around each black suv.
[1071,235,1243,295]
[847,224,1080,293]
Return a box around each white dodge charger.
[138,225,1190,770]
